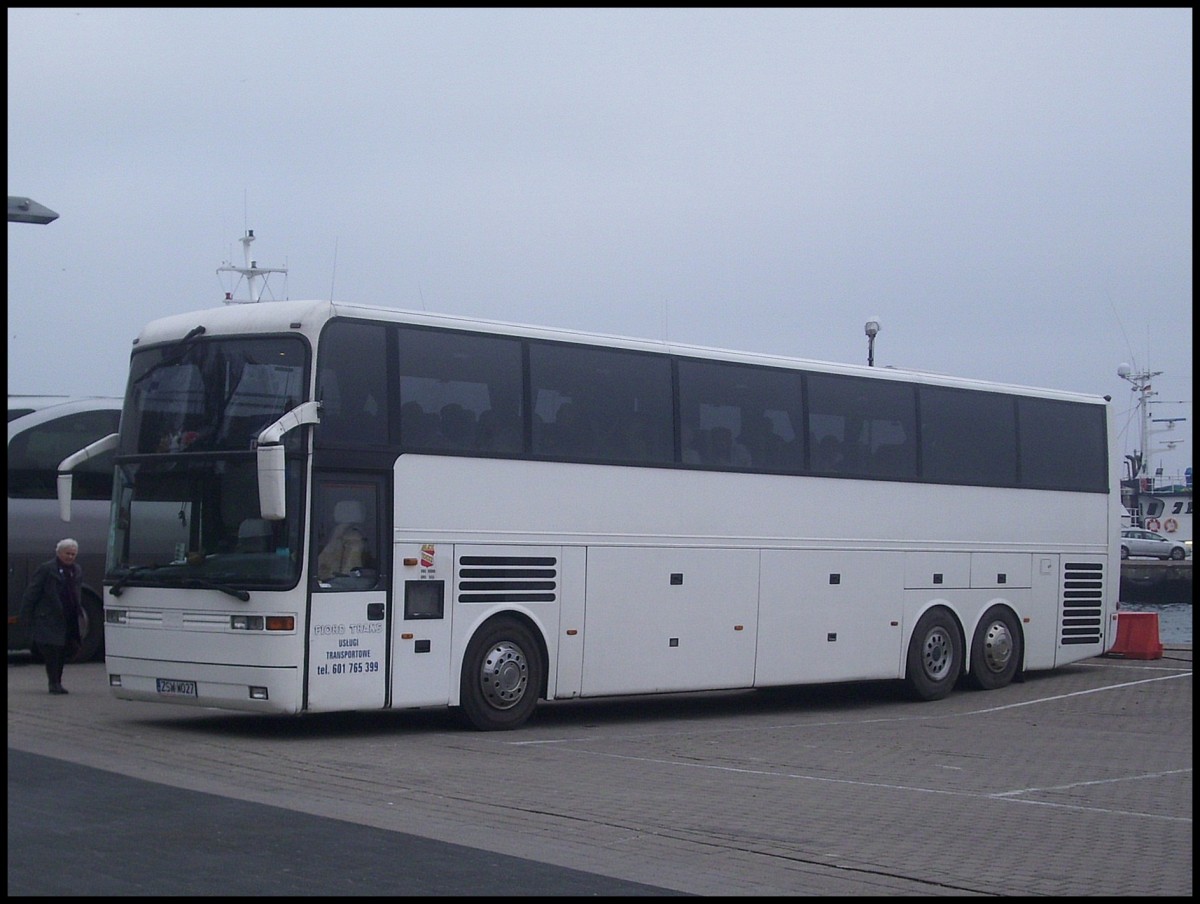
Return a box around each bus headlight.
[230,615,294,631]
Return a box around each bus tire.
[904,607,962,701]
[967,605,1022,691]
[460,618,542,731]
[72,591,105,663]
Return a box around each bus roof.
[129,299,1108,405]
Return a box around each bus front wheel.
[967,605,1022,690]
[460,618,543,731]
[904,607,962,701]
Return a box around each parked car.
[1120,528,1191,560]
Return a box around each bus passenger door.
[305,476,389,712]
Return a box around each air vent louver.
[457,555,558,603]
[1060,561,1104,645]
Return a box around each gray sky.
[8,8,1193,477]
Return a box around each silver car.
[1120,528,1191,560]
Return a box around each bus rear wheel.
[904,607,962,701]
[460,618,542,731]
[967,605,1021,690]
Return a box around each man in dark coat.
[20,538,84,695]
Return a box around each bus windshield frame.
[107,334,310,590]
[121,334,308,456]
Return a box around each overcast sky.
[8,8,1193,476]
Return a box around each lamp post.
[7,196,59,224]
[864,317,881,367]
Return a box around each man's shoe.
[49,684,68,695]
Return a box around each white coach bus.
[67,299,1121,729]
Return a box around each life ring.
[1145,517,1161,532]
[1163,517,1179,533]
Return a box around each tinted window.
[529,342,672,464]
[306,318,1110,495]
[677,359,804,471]
[395,327,524,454]
[807,373,916,479]
[920,386,1018,486]
[316,321,389,447]
[1018,398,1108,492]
[8,409,121,499]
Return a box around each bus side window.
[312,482,380,591]
[317,503,366,576]
[316,321,389,447]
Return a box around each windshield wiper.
[181,576,251,601]
[131,325,207,386]
[109,565,155,597]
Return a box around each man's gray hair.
[56,538,79,554]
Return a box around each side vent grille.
[458,555,558,604]
[1060,561,1104,645]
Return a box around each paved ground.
[8,748,679,896]
[8,646,1193,896]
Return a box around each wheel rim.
[478,640,529,710]
[921,626,954,681]
[980,619,1013,674]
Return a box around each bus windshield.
[107,456,303,589]
[122,336,308,455]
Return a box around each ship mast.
[1117,363,1187,482]
[218,229,287,304]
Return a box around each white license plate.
[156,678,197,697]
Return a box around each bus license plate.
[156,678,197,697]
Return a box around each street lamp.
[7,196,59,225]
[864,317,881,367]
